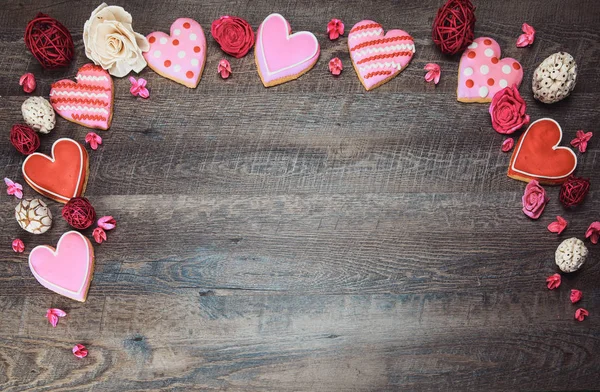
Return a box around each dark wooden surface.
[0,0,599,390]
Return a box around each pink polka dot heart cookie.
[144,18,206,88]
[457,37,523,103]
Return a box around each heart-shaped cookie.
[29,231,95,302]
[508,118,577,184]
[255,13,320,87]
[144,18,206,88]
[348,20,415,91]
[22,138,89,203]
[50,64,114,130]
[457,37,523,103]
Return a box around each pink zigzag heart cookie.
[29,231,95,302]
[348,20,415,91]
[50,64,114,130]
[457,37,523,103]
[144,18,206,88]
[255,13,320,87]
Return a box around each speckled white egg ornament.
[21,96,55,133]
[15,198,53,234]
[532,52,577,104]
[555,237,588,273]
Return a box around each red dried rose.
[522,180,548,220]
[489,85,530,134]
[211,16,254,58]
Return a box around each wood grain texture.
[0,0,599,390]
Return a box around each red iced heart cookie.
[50,64,114,130]
[348,20,415,91]
[508,118,577,185]
[29,231,95,302]
[457,37,523,103]
[22,138,89,203]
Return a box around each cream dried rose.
[83,3,149,77]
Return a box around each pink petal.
[329,58,343,76]
[98,216,116,230]
[4,178,14,187]
[546,273,561,290]
[218,59,231,79]
[501,138,514,152]
[72,344,88,358]
[327,19,344,40]
[575,308,588,322]
[516,34,531,48]
[46,308,66,327]
[12,239,24,253]
[586,221,600,244]
[522,23,535,36]
[85,132,102,151]
[93,227,107,244]
[547,216,567,235]
[570,289,583,304]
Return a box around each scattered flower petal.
[329,57,343,76]
[547,216,568,235]
[72,344,88,358]
[98,216,116,231]
[326,19,344,40]
[570,130,593,153]
[218,59,232,79]
[424,63,441,85]
[501,138,514,152]
[522,180,549,220]
[575,308,588,322]
[516,23,535,47]
[93,227,107,244]
[85,132,102,151]
[12,239,24,253]
[19,73,36,93]
[585,221,600,244]
[46,308,67,327]
[546,273,561,290]
[129,76,149,99]
[570,289,583,304]
[4,178,23,199]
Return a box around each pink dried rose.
[4,178,23,199]
[575,308,589,322]
[516,23,535,47]
[72,344,88,358]
[546,273,561,290]
[129,76,149,99]
[329,57,343,76]
[585,221,600,244]
[98,216,116,230]
[85,132,102,150]
[489,85,530,134]
[424,63,441,85]
[501,138,514,152]
[46,308,67,327]
[327,18,344,40]
[522,180,548,219]
[19,73,36,93]
[93,227,107,244]
[218,59,231,79]
[547,216,567,235]
[570,130,593,153]
[570,289,582,304]
[12,239,25,253]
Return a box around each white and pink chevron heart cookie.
[457,37,523,103]
[50,64,114,130]
[143,18,206,88]
[348,20,415,91]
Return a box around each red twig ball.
[10,124,40,155]
[62,197,96,230]
[559,176,590,207]
[25,13,74,69]
[432,0,476,55]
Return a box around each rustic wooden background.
[0,0,598,390]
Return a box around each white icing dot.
[479,86,489,98]
[191,58,199,66]
[174,29,181,36]
[178,50,186,59]
[468,42,478,49]
[484,48,494,57]
[153,50,161,58]
[463,67,474,76]
[502,65,512,74]
[499,79,508,88]
[160,37,168,45]
[189,33,197,41]
[480,65,490,75]
[174,64,181,72]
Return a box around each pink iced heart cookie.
[50,64,114,130]
[457,37,523,103]
[29,231,95,302]
[348,20,415,91]
[144,18,206,88]
[255,13,320,87]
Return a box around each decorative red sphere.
[10,124,40,155]
[62,197,97,230]
[432,0,476,55]
[559,176,590,207]
[24,13,74,69]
